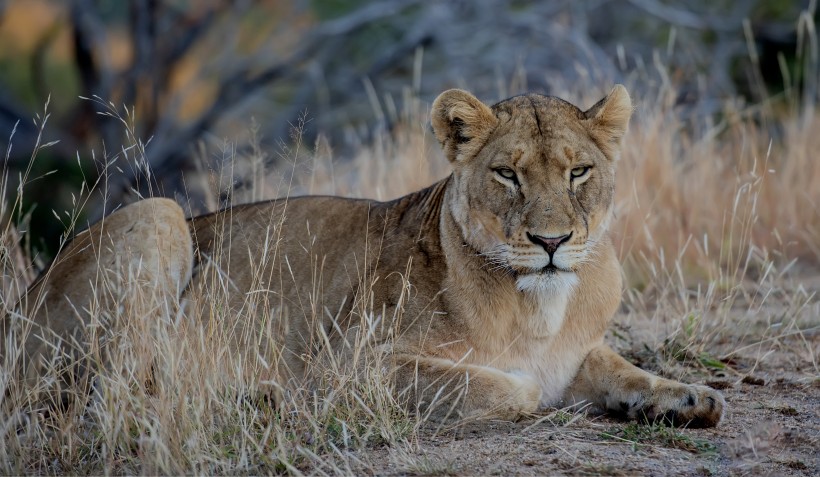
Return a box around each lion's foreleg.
[564,344,724,427]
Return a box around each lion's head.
[431,86,632,293]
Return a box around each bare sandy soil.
[363,361,817,476]
[346,287,820,476]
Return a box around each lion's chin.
[515,268,579,294]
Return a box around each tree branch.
[143,0,428,187]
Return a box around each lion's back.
[188,195,381,306]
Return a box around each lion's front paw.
[637,381,725,428]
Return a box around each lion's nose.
[527,232,572,257]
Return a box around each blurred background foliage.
[0,0,814,257]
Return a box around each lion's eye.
[495,168,519,184]
[570,166,590,179]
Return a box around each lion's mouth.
[527,264,571,275]
[542,264,572,274]
[507,262,572,278]
[541,264,560,275]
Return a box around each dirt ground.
[361,364,817,476]
[349,288,820,476]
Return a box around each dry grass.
[0,75,817,475]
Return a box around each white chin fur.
[516,270,579,294]
[515,271,579,336]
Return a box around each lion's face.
[431,87,631,292]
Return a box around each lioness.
[4,86,724,426]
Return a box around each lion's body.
[185,175,618,408]
[4,86,725,426]
[185,186,449,386]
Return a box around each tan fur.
[3,199,191,403]
[3,86,724,426]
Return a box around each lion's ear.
[431,89,498,163]
[584,84,632,159]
